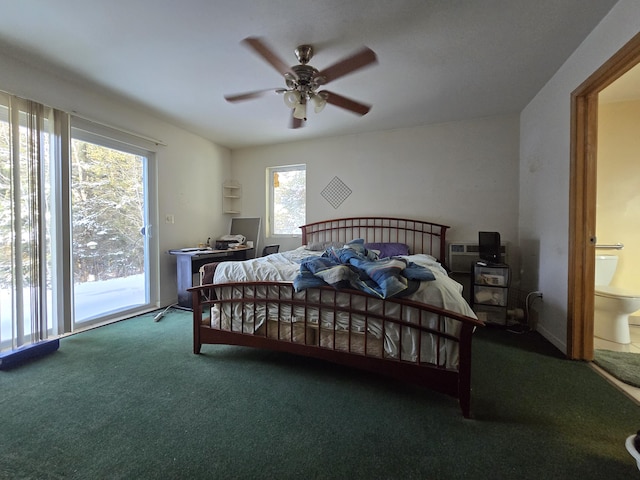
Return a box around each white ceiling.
[0,0,621,149]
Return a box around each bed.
[189,217,484,417]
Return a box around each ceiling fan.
[224,37,378,129]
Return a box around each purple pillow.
[364,242,410,258]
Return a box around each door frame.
[568,31,640,360]
[68,122,160,329]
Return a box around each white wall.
[597,100,640,295]
[231,113,520,266]
[0,50,232,306]
[519,0,640,352]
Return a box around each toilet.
[594,255,640,344]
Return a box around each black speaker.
[479,231,501,263]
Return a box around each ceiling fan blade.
[242,37,297,78]
[289,113,304,129]
[316,47,377,85]
[323,91,371,116]
[224,88,281,102]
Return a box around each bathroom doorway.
[595,66,640,353]
[568,32,640,360]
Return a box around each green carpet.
[1,311,639,479]
[594,349,640,388]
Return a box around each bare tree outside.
[0,118,14,289]
[273,167,305,235]
[71,140,145,284]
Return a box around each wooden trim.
[568,94,597,360]
[568,32,640,360]
[574,32,640,98]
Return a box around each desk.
[169,247,253,308]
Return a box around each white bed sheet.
[213,247,322,284]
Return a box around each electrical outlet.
[165,214,175,224]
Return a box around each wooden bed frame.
[189,217,484,417]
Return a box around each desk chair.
[261,245,280,256]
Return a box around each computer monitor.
[230,217,261,258]
[478,231,501,264]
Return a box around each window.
[267,165,306,236]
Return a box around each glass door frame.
[66,119,160,331]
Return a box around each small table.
[169,247,254,309]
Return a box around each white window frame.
[266,164,306,238]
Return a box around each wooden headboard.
[300,217,450,265]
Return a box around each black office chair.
[261,245,280,256]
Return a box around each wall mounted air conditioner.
[448,242,509,273]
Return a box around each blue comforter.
[293,239,435,299]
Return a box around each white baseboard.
[536,323,567,356]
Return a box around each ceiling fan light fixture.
[283,90,301,108]
[293,102,307,120]
[310,92,327,113]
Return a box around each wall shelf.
[222,180,242,215]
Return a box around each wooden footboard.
[189,282,484,418]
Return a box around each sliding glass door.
[70,131,152,325]
[0,92,159,355]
